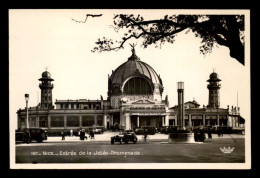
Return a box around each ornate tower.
[207,71,221,108]
[39,70,54,109]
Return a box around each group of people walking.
[194,128,213,142]
[61,129,95,141]
[79,129,95,141]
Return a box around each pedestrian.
[79,129,82,140]
[208,128,212,139]
[61,130,65,140]
[83,129,86,140]
[217,128,221,137]
[23,129,31,144]
[90,129,95,139]
[143,129,148,142]
[70,129,73,137]
[199,129,205,142]
[221,128,224,137]
[80,129,85,140]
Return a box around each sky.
[9,9,250,129]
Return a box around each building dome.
[210,72,218,79]
[39,70,54,81]
[108,47,163,96]
[208,71,221,82]
[109,50,162,86]
[42,71,51,78]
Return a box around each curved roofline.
[120,75,154,94]
[139,61,160,83]
[110,62,127,81]
[108,50,163,92]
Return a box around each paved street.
[16,133,245,163]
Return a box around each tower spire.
[207,71,221,108]
[39,70,54,109]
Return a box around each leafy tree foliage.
[92,14,245,65]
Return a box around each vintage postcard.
[9,9,251,169]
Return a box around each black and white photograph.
[9,9,250,169]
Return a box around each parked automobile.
[134,127,145,135]
[159,126,169,133]
[165,126,178,134]
[28,128,48,142]
[217,126,233,134]
[232,127,245,134]
[16,128,48,143]
[93,126,104,134]
[212,126,233,134]
[142,126,156,135]
[15,130,25,142]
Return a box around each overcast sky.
[9,9,250,129]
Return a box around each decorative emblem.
[121,97,129,103]
[220,146,235,154]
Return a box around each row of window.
[42,96,52,101]
[169,115,227,120]
[42,90,51,94]
[23,115,104,128]
[59,103,101,110]
[169,119,228,127]
[185,120,227,127]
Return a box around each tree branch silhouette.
[72,14,102,23]
[91,14,245,65]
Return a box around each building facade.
[17,48,244,134]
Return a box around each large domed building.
[105,47,168,130]
[108,47,164,107]
[16,48,243,135]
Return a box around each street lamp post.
[25,94,29,129]
[177,82,185,129]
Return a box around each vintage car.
[159,126,169,133]
[165,126,178,134]
[93,126,104,134]
[135,126,156,135]
[212,126,233,134]
[217,126,233,134]
[122,131,138,144]
[15,130,26,142]
[143,126,156,135]
[111,133,124,144]
[28,128,48,142]
[111,131,138,144]
[134,127,145,135]
[16,128,48,143]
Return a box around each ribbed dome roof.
[42,71,51,78]
[207,72,221,82]
[109,48,162,86]
[39,70,54,81]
